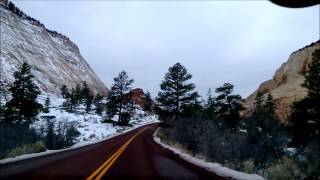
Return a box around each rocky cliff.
[245,40,320,121]
[0,1,108,96]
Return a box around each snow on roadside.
[0,121,158,164]
[153,129,265,180]
[0,95,159,164]
[33,96,159,142]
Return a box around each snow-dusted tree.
[94,93,104,115]
[3,62,42,123]
[81,81,90,102]
[155,63,199,121]
[74,83,82,105]
[85,94,93,113]
[60,84,69,99]
[106,71,134,126]
[43,96,50,113]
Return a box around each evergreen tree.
[94,93,104,115]
[43,96,50,113]
[69,88,77,112]
[85,94,93,113]
[144,91,153,112]
[302,49,320,99]
[290,49,320,146]
[106,71,134,126]
[60,85,69,99]
[74,83,82,104]
[254,92,264,114]
[215,83,243,131]
[247,93,284,168]
[3,63,42,123]
[63,88,76,112]
[155,63,199,121]
[264,94,276,119]
[81,81,90,103]
[8,2,15,12]
[203,88,217,119]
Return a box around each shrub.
[242,160,255,174]
[6,141,46,158]
[44,120,80,150]
[265,156,305,180]
[0,122,41,159]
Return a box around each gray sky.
[13,1,319,99]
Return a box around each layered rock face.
[0,2,108,96]
[124,88,153,111]
[245,40,320,121]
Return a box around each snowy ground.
[153,129,265,180]
[0,95,159,163]
[34,95,158,142]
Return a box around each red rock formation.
[244,40,320,121]
[126,88,153,111]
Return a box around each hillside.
[0,1,108,96]
[245,40,320,121]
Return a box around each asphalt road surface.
[0,123,224,179]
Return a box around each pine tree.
[203,88,216,119]
[303,49,320,99]
[85,94,93,113]
[8,2,15,12]
[94,93,104,115]
[106,71,134,126]
[60,85,69,99]
[155,63,199,121]
[4,62,42,123]
[69,88,77,112]
[215,83,243,131]
[74,83,82,104]
[43,96,50,113]
[63,88,76,112]
[144,91,153,112]
[81,81,90,103]
[290,49,320,145]
[254,92,264,113]
[264,94,276,118]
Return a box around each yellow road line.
[95,136,134,179]
[86,139,131,180]
[86,127,148,180]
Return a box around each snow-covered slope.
[34,95,158,142]
[0,3,108,96]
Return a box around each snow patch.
[0,95,159,164]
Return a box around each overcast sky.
[13,1,319,98]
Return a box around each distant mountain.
[245,40,320,121]
[0,0,108,96]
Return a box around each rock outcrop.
[125,88,153,111]
[0,1,108,96]
[245,40,320,121]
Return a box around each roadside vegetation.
[0,63,81,159]
[0,63,153,159]
[155,49,320,179]
[0,50,318,179]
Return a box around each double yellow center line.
[86,127,148,180]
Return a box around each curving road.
[0,123,224,179]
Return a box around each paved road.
[0,123,224,179]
